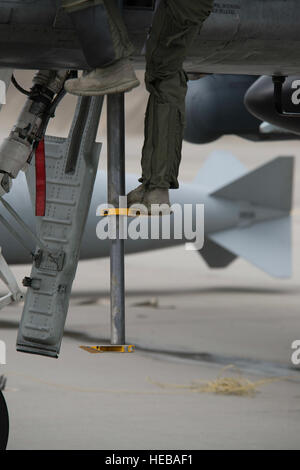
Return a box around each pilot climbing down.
[63,0,213,213]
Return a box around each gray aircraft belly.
[0,0,299,75]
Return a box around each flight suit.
[62,0,134,67]
[63,0,213,190]
[140,0,213,189]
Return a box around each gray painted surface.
[0,1,300,74]
[16,97,104,357]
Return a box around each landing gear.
[16,96,104,358]
[1,69,133,356]
[0,70,70,198]
[0,247,23,310]
[0,390,9,450]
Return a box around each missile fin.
[199,238,237,268]
[209,216,292,278]
[211,156,294,212]
[194,150,247,192]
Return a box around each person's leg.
[62,0,140,95]
[128,0,213,211]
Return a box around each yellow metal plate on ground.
[80,345,135,354]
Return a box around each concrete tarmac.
[1,134,300,449]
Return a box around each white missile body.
[0,151,293,279]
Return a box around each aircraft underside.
[0,0,300,451]
[0,0,299,75]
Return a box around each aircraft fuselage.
[0,0,299,75]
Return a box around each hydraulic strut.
[0,247,23,310]
[0,70,69,196]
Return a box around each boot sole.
[65,79,140,97]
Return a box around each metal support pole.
[80,1,134,356]
[107,93,126,345]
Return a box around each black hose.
[11,74,30,96]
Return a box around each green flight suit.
[140,0,213,189]
[63,0,213,189]
[62,0,134,67]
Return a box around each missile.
[245,75,300,136]
[0,151,293,279]
[184,75,299,144]
[185,75,259,144]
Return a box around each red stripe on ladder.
[35,139,46,217]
